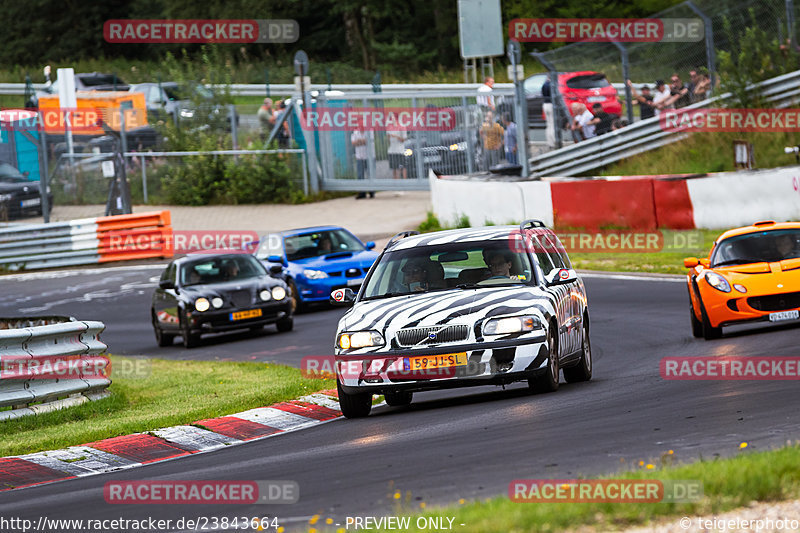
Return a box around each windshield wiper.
[713,258,766,267]
[363,291,406,301]
[455,283,482,290]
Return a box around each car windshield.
[180,255,265,286]
[283,229,364,261]
[78,74,126,87]
[566,74,610,89]
[710,229,800,266]
[362,242,534,300]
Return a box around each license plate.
[769,310,799,322]
[346,278,362,287]
[405,352,468,371]
[230,309,262,321]
[587,96,605,102]
[423,155,442,163]
[20,198,40,207]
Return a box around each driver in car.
[401,260,430,292]
[775,233,798,260]
[484,250,514,279]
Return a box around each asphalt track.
[2,266,800,532]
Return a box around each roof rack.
[386,230,419,249]
[519,219,547,232]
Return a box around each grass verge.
[0,354,334,457]
[418,212,722,275]
[361,444,800,533]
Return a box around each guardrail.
[530,69,800,178]
[0,210,173,270]
[0,317,109,421]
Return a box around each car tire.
[180,311,201,349]
[152,311,174,347]
[529,322,559,393]
[701,312,722,340]
[287,280,303,313]
[690,306,703,338]
[563,316,592,383]
[384,390,413,407]
[276,317,294,332]
[337,380,372,418]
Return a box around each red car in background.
[524,71,621,127]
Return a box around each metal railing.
[0,317,110,421]
[530,69,800,178]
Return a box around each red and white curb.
[0,389,341,492]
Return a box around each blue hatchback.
[254,226,379,309]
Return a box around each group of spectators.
[257,98,291,147]
[571,67,713,141]
[478,77,520,167]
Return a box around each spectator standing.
[542,78,557,148]
[668,74,691,108]
[274,101,291,148]
[480,110,505,169]
[627,81,657,120]
[687,69,698,103]
[477,77,495,111]
[571,103,597,141]
[387,121,408,179]
[257,98,275,139]
[351,129,375,199]
[693,68,711,102]
[591,103,614,135]
[502,112,518,165]
[652,80,673,115]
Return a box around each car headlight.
[259,289,272,301]
[404,148,413,157]
[483,316,542,335]
[271,286,286,300]
[733,284,747,293]
[338,330,385,350]
[211,297,224,308]
[449,142,467,151]
[704,271,731,293]
[179,109,195,118]
[195,297,210,312]
[303,269,328,280]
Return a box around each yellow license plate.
[230,309,262,321]
[406,352,468,371]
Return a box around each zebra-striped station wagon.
[330,221,592,418]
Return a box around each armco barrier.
[430,167,800,230]
[0,317,109,421]
[0,211,172,270]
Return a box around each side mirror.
[699,258,710,268]
[330,288,356,306]
[365,241,376,250]
[267,254,288,266]
[158,279,175,290]
[269,264,284,275]
[547,268,578,286]
[683,257,699,268]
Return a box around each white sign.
[507,64,525,81]
[102,160,115,178]
[458,0,504,59]
[56,68,77,109]
[294,76,311,93]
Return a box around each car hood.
[292,250,378,272]
[180,277,283,297]
[0,181,35,194]
[712,262,800,293]
[340,285,554,333]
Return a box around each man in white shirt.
[477,77,495,111]
[571,103,597,141]
[652,79,673,116]
[387,124,408,179]
[351,129,375,198]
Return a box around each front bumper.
[187,301,292,333]
[336,334,549,394]
[704,292,800,328]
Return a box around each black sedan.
[151,254,294,348]
[0,163,51,220]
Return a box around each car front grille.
[230,290,252,308]
[747,291,800,312]
[396,325,469,347]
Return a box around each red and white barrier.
[430,167,800,230]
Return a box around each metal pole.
[613,42,634,124]
[230,103,238,163]
[301,151,308,196]
[412,96,425,180]
[141,154,148,204]
[686,1,717,96]
[461,95,475,174]
[38,111,50,223]
[119,109,132,214]
[530,51,577,145]
[787,0,797,47]
[363,97,376,181]
[509,40,529,177]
